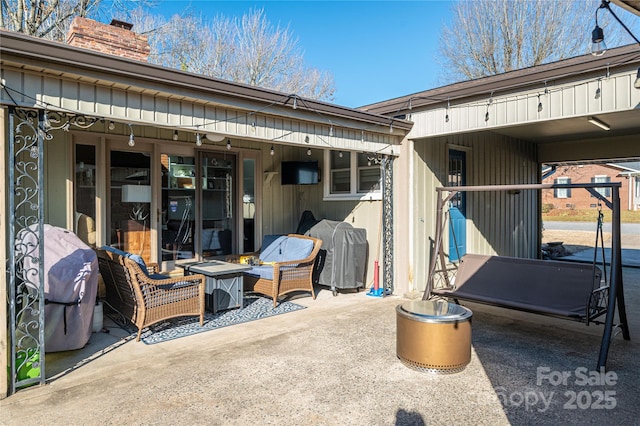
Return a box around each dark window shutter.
[554,179,558,198]
[567,178,571,198]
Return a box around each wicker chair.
[95,248,205,341]
[243,234,322,307]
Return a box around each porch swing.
[424,182,630,369]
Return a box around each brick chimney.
[66,17,150,62]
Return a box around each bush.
[542,203,554,214]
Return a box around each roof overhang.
[361,44,639,145]
[360,45,640,115]
[0,30,413,137]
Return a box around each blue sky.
[146,1,453,107]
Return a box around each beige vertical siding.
[408,67,639,139]
[2,65,399,288]
[409,132,539,293]
[2,68,398,156]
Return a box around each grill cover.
[307,220,367,290]
[17,224,99,352]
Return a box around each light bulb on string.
[128,124,135,147]
[173,130,179,141]
[226,139,232,150]
[445,99,450,123]
[537,95,543,112]
[307,148,312,156]
[196,133,202,146]
[270,145,275,156]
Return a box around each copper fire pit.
[396,300,472,374]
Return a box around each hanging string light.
[270,145,275,156]
[226,139,232,150]
[537,94,543,112]
[445,99,450,123]
[128,124,135,146]
[196,133,202,146]
[173,129,179,141]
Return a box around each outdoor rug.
[105,295,305,345]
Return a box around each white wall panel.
[407,69,638,139]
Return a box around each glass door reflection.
[201,152,236,257]
[109,150,152,263]
[161,154,196,261]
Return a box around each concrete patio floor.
[2,267,639,425]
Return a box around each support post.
[597,185,630,369]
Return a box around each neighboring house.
[542,162,640,211]
[2,15,639,397]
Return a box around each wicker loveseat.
[95,247,205,341]
[242,234,322,307]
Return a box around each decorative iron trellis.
[381,155,394,294]
[8,107,47,393]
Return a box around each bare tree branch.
[437,0,640,83]
[128,7,335,101]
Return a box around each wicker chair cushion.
[244,265,274,280]
[259,236,314,263]
[101,246,170,278]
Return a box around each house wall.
[35,126,385,288]
[404,131,539,294]
[0,65,397,157]
[0,61,401,294]
[407,66,639,139]
[542,164,632,211]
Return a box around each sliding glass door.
[161,154,197,261]
[160,151,237,265]
[109,150,152,263]
[200,152,236,257]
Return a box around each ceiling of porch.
[490,108,639,143]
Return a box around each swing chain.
[597,202,604,230]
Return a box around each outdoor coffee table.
[182,260,251,313]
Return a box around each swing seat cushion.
[432,254,602,320]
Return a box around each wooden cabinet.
[121,220,151,263]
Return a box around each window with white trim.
[554,177,571,198]
[325,150,381,200]
[591,175,611,197]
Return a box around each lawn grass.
[542,208,640,223]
